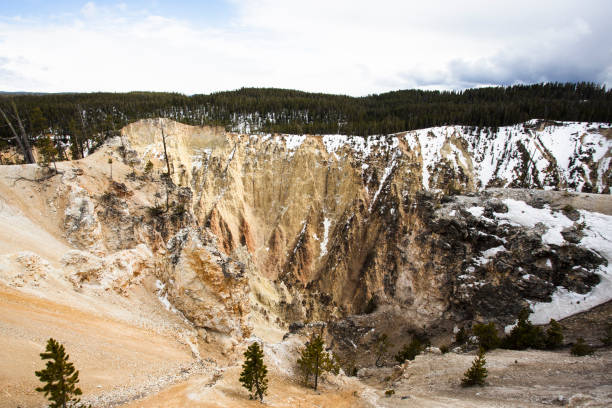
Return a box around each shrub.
[147,204,165,217]
[571,338,594,356]
[384,389,395,397]
[100,191,116,204]
[473,322,500,351]
[461,347,487,387]
[374,333,392,367]
[364,297,377,314]
[144,160,154,174]
[545,319,564,349]
[395,338,423,363]
[440,344,450,354]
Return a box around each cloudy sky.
[1,0,611,95]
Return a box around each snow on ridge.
[474,245,506,265]
[399,121,611,192]
[322,134,399,159]
[284,135,306,156]
[244,120,611,193]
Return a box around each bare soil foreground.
[119,348,612,408]
[365,348,612,408]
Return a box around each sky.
[0,0,611,96]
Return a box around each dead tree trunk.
[0,102,36,164]
[160,120,171,176]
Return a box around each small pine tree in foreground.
[297,333,339,391]
[239,342,268,401]
[35,338,83,408]
[461,347,488,387]
[571,338,594,356]
[36,134,59,173]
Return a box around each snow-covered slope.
[401,120,611,193]
[307,120,612,193]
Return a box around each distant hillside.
[1,82,611,158]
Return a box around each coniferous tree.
[455,326,468,345]
[601,323,612,347]
[297,333,339,391]
[502,308,546,350]
[2,82,611,156]
[36,134,59,173]
[394,338,423,363]
[107,157,113,180]
[461,347,488,387]
[0,100,36,163]
[239,342,268,401]
[473,322,500,351]
[545,319,564,349]
[35,338,83,408]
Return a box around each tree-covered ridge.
[1,82,611,159]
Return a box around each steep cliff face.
[116,119,612,337]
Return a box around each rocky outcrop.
[62,244,153,293]
[161,227,252,340]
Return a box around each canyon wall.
[1,118,610,355]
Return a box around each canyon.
[1,118,611,407]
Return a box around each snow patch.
[495,199,573,245]
[475,245,505,265]
[528,209,612,324]
[466,206,484,218]
[320,218,331,258]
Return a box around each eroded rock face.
[162,228,252,339]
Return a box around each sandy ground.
[0,283,196,408]
[107,345,612,408]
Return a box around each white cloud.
[0,0,610,95]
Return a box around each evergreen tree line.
[1,82,610,161]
